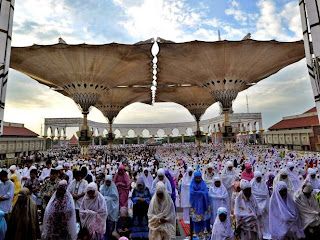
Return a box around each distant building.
[0,122,43,162]
[69,135,79,147]
[264,107,320,151]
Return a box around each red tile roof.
[2,126,39,137]
[269,115,319,130]
[69,135,78,145]
[304,107,317,114]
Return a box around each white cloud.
[253,0,302,41]
[225,0,248,25]
[113,0,204,41]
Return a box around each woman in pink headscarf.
[241,164,254,181]
[114,164,130,208]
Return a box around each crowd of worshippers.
[0,143,319,240]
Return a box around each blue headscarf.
[0,210,6,240]
[100,175,119,222]
[189,171,211,221]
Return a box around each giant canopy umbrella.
[157,39,305,112]
[10,42,152,132]
[95,86,151,135]
[155,85,215,133]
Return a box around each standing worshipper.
[0,211,6,240]
[100,175,119,240]
[266,173,275,196]
[164,170,176,207]
[306,168,320,193]
[294,182,320,239]
[40,169,60,210]
[114,164,130,208]
[140,168,153,191]
[148,182,176,240]
[221,161,237,204]
[42,180,77,240]
[234,180,262,240]
[250,171,271,239]
[269,181,305,240]
[80,182,107,240]
[0,171,14,219]
[273,169,295,196]
[39,160,52,181]
[64,163,73,183]
[131,178,151,240]
[231,181,241,214]
[5,188,40,240]
[240,164,254,181]
[189,171,211,238]
[180,167,193,224]
[202,163,215,189]
[20,160,36,187]
[68,170,88,225]
[208,177,229,225]
[287,162,301,192]
[7,165,20,180]
[211,207,234,240]
[9,174,21,207]
[150,168,172,196]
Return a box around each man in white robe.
[20,160,37,187]
[39,160,52,182]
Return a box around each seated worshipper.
[100,175,119,240]
[234,180,262,240]
[42,180,77,240]
[131,178,151,240]
[0,211,6,240]
[39,160,52,181]
[211,207,234,240]
[116,207,133,239]
[266,173,275,196]
[221,161,237,203]
[164,169,176,207]
[0,170,14,218]
[180,167,194,224]
[209,177,229,225]
[5,188,40,240]
[148,182,175,240]
[150,168,172,196]
[68,170,88,225]
[203,163,215,189]
[189,171,211,238]
[273,168,295,196]
[240,164,254,181]
[114,164,130,208]
[140,168,153,191]
[7,165,20,180]
[287,162,301,192]
[269,181,305,240]
[250,171,271,239]
[9,174,21,207]
[294,182,320,239]
[231,181,241,214]
[40,169,60,210]
[306,168,320,193]
[80,182,107,240]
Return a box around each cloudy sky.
[5,0,314,137]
